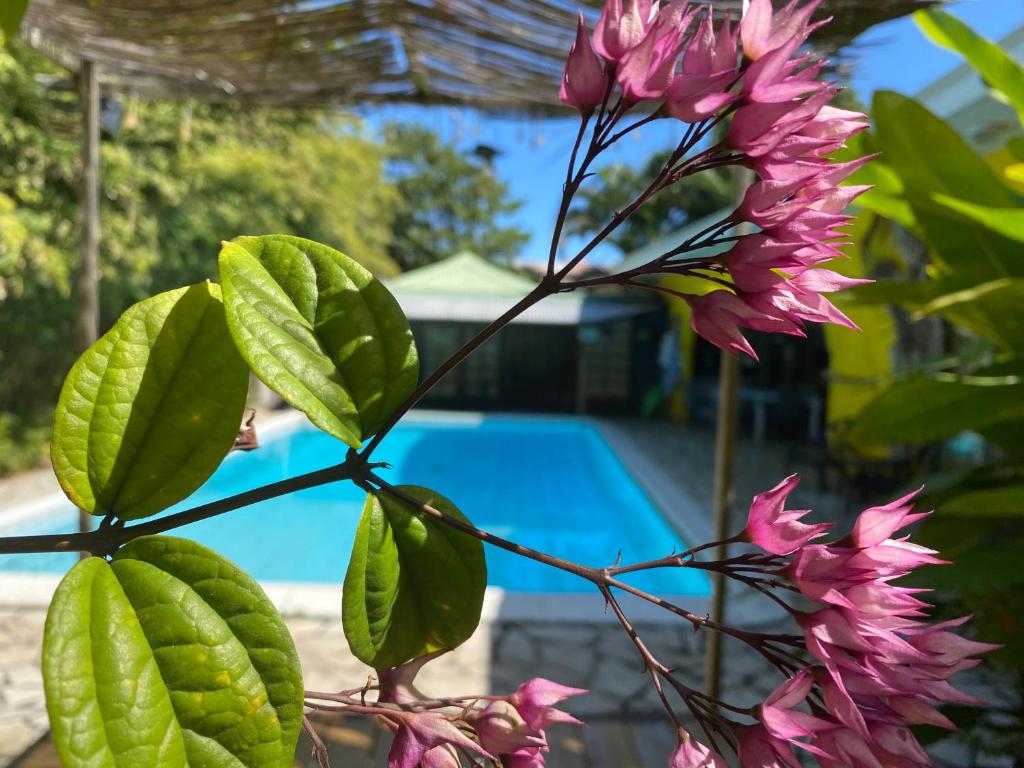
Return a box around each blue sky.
[358,0,1024,264]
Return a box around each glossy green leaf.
[849,375,1024,446]
[0,0,27,43]
[343,485,486,669]
[51,282,249,520]
[942,485,1024,517]
[915,278,1024,350]
[872,91,1019,282]
[219,235,418,449]
[915,9,1024,124]
[933,195,1024,244]
[43,536,303,768]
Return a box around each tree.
[0,43,397,470]
[563,149,733,255]
[383,124,529,269]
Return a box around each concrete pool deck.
[0,410,842,766]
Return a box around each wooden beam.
[76,58,100,541]
[76,58,100,352]
[702,166,753,702]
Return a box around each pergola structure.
[24,0,936,112]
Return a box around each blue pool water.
[0,417,709,595]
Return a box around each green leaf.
[915,9,1024,125]
[848,374,1024,446]
[941,484,1024,517]
[915,277,1024,351]
[219,235,418,449]
[872,91,1019,282]
[43,536,303,768]
[51,282,249,521]
[933,195,1024,244]
[343,485,486,669]
[0,0,27,44]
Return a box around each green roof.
[384,252,537,296]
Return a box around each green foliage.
[343,486,487,669]
[51,282,249,520]
[219,236,418,448]
[0,411,50,475]
[847,18,1024,720]
[563,149,732,254]
[848,375,1024,446]
[43,536,304,768]
[0,43,397,464]
[870,90,1019,286]
[0,0,27,44]
[915,10,1024,125]
[384,124,529,269]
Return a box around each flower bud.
[560,14,609,114]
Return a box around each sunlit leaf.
[872,91,1019,282]
[219,235,418,449]
[849,374,1024,446]
[941,484,1024,517]
[0,0,27,44]
[51,282,249,520]
[343,485,486,669]
[933,195,1024,244]
[43,536,303,768]
[914,278,1024,351]
[915,9,1024,125]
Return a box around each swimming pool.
[0,415,709,595]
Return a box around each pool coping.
[0,409,716,624]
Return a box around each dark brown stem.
[0,460,359,556]
[302,715,332,768]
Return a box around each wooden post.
[703,166,753,701]
[76,59,100,540]
[76,59,100,352]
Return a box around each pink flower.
[664,11,739,122]
[846,489,928,548]
[734,724,802,768]
[741,269,869,332]
[421,744,461,768]
[388,712,494,768]
[739,0,826,61]
[742,474,830,555]
[593,0,661,63]
[617,3,698,102]
[503,748,547,768]
[669,730,728,767]
[759,670,837,744]
[686,290,803,358]
[469,700,546,756]
[561,14,609,113]
[509,678,587,730]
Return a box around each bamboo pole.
[703,166,753,701]
[76,58,100,540]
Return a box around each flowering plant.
[0,1,997,767]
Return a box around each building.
[385,252,665,414]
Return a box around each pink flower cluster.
[560,0,874,359]
[668,476,997,767]
[378,657,586,768]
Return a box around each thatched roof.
[22,0,939,112]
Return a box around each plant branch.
[0,460,360,556]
